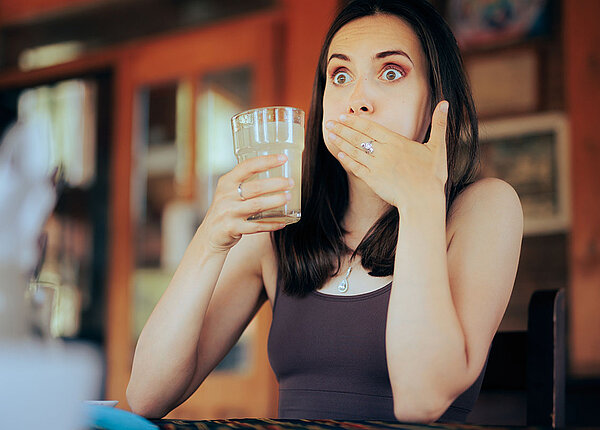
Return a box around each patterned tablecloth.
[151,418,518,430]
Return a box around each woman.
[127,0,523,423]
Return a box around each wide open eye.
[332,70,352,85]
[380,67,405,82]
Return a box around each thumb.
[427,100,449,147]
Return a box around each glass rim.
[231,106,304,123]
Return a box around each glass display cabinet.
[124,14,281,418]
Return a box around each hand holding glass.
[231,107,304,225]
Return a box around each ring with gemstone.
[237,183,246,200]
[360,141,375,154]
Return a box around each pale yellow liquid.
[234,122,303,224]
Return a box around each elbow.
[126,382,167,419]
[393,391,453,424]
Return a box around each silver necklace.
[337,266,353,293]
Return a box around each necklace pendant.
[337,265,352,293]
[338,279,349,293]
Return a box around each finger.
[237,192,291,217]
[337,151,370,179]
[327,131,373,164]
[426,100,449,148]
[239,177,294,200]
[232,154,288,183]
[326,119,374,150]
[335,114,409,144]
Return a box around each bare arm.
[386,178,523,422]
[126,154,293,418]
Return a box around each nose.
[348,78,373,114]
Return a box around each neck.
[343,175,390,249]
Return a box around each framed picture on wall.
[448,0,553,51]
[465,48,539,118]
[479,112,570,235]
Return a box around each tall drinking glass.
[26,280,58,340]
[231,106,304,225]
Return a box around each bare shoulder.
[447,177,523,240]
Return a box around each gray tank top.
[267,281,486,422]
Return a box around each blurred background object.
[0,0,598,426]
[0,118,55,339]
[0,99,102,430]
[0,341,102,430]
[0,119,55,272]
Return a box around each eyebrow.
[376,50,414,66]
[328,53,351,63]
[327,50,414,66]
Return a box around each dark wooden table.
[151,418,537,429]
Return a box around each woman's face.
[322,14,432,158]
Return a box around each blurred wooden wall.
[564,0,600,377]
[0,0,105,25]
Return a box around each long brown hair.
[273,0,479,297]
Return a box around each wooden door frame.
[107,11,282,415]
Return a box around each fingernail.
[285,193,292,201]
[288,178,295,187]
[328,132,336,140]
[339,114,347,121]
[325,121,334,130]
[440,101,449,113]
[277,154,287,162]
[338,152,345,159]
